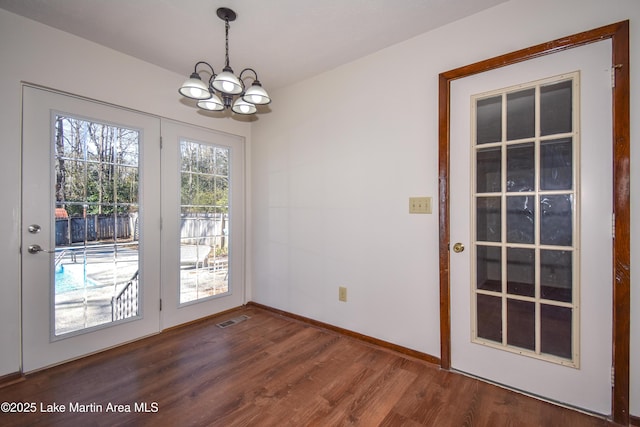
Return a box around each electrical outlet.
[339,286,347,302]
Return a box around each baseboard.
[630,414,640,426]
[0,372,25,389]
[246,301,440,366]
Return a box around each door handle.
[27,244,54,254]
[452,242,465,253]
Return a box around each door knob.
[452,242,465,253]
[27,244,54,254]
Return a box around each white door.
[160,120,245,328]
[22,86,161,372]
[450,41,613,413]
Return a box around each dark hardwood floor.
[0,306,616,426]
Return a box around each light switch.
[409,197,432,214]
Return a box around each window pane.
[540,138,572,191]
[477,197,501,242]
[540,250,572,302]
[180,140,230,304]
[54,116,140,335]
[477,245,502,292]
[506,196,534,244]
[115,165,139,205]
[56,160,86,204]
[540,80,572,136]
[540,195,572,246]
[477,294,502,343]
[507,248,535,297]
[507,299,535,350]
[541,304,572,359]
[507,88,535,140]
[507,142,534,192]
[476,96,502,144]
[477,146,501,193]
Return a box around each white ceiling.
[0,0,507,90]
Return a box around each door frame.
[438,21,630,425]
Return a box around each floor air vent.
[216,315,250,328]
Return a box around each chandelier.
[178,7,271,115]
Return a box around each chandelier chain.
[225,18,230,68]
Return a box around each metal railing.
[111,270,139,321]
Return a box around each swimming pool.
[54,264,98,293]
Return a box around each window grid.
[179,140,230,305]
[471,72,580,367]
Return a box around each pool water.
[55,264,97,293]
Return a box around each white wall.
[2,0,638,419]
[0,9,251,376]
[250,0,640,417]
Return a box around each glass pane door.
[22,86,161,372]
[160,120,245,329]
[448,40,612,414]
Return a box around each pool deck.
[54,247,228,335]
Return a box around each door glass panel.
[507,248,535,297]
[477,245,501,292]
[471,73,578,364]
[506,143,534,192]
[540,195,573,246]
[540,80,572,136]
[54,116,140,336]
[476,197,501,242]
[476,95,502,144]
[180,140,230,304]
[540,304,572,358]
[506,196,535,244]
[507,299,535,350]
[477,147,501,193]
[540,250,572,302]
[540,138,573,190]
[476,294,502,343]
[507,88,535,140]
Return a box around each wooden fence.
[55,214,134,245]
[55,213,228,247]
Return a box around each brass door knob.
[452,242,465,253]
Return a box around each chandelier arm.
[239,68,259,83]
[194,61,215,76]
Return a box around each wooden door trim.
[438,21,630,425]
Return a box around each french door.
[21,88,246,372]
[22,86,161,372]
[449,41,613,413]
[160,120,245,328]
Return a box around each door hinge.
[611,64,623,88]
[611,366,615,386]
[612,213,615,239]
[160,299,162,311]
[160,136,163,149]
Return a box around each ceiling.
[0,0,507,90]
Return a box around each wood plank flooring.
[0,306,616,426]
